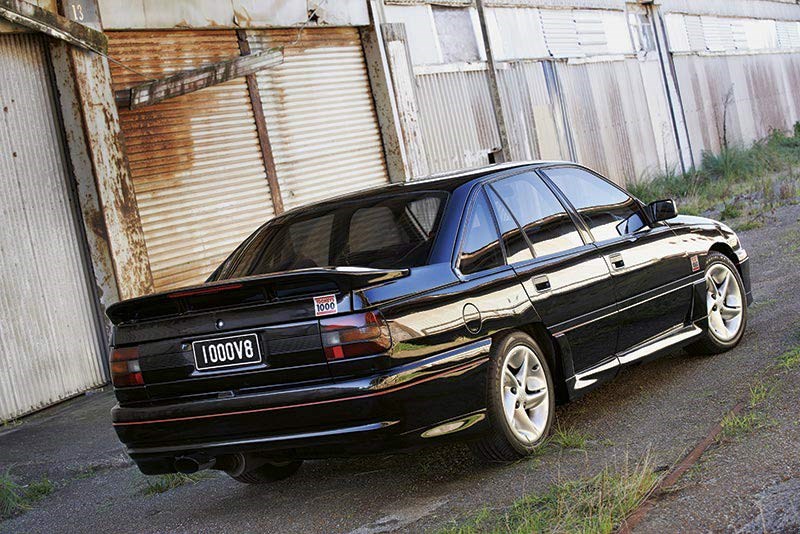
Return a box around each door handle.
[609,253,625,269]
[533,275,551,292]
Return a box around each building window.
[431,5,481,63]
[627,6,656,53]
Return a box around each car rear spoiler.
[106,267,409,325]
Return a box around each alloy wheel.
[705,263,744,343]
[500,345,550,444]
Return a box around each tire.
[689,252,748,355]
[229,459,303,484]
[470,331,555,463]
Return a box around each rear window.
[211,192,447,280]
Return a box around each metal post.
[237,29,284,214]
[476,0,511,163]
[53,0,154,300]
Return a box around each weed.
[0,472,26,520]
[550,426,592,450]
[719,202,742,220]
[439,454,659,534]
[143,472,210,496]
[0,473,54,520]
[720,411,772,440]
[748,382,777,408]
[735,219,765,232]
[778,346,800,370]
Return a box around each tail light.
[110,347,143,387]
[320,311,391,361]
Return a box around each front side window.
[489,172,584,258]
[543,167,647,242]
[211,192,447,280]
[459,191,504,275]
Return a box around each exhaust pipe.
[174,454,216,474]
[216,453,271,477]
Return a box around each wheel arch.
[495,323,570,404]
[709,242,740,273]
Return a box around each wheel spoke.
[513,406,537,441]
[524,388,547,409]
[709,309,726,336]
[719,273,732,300]
[720,304,741,321]
[503,368,518,389]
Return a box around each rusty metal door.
[0,33,105,421]
[247,27,389,210]
[107,30,277,292]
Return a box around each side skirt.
[567,324,703,398]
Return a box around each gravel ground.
[1,204,798,534]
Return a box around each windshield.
[211,192,448,281]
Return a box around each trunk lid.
[109,267,407,403]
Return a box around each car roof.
[279,161,571,217]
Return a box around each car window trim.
[484,183,537,263]
[537,164,651,244]
[482,166,594,263]
[452,186,510,281]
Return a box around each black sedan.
[107,162,752,483]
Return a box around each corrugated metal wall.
[673,52,800,163]
[497,60,570,162]
[557,58,674,183]
[0,34,104,421]
[247,28,389,211]
[107,30,276,292]
[415,65,500,174]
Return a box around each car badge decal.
[314,294,338,316]
[691,255,700,272]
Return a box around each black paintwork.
[106,162,752,474]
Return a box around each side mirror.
[648,199,678,222]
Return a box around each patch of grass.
[720,411,772,440]
[0,472,27,520]
[777,346,800,371]
[550,426,592,450]
[734,218,765,232]
[0,473,55,520]
[719,202,742,220]
[748,382,777,408]
[143,472,210,496]
[439,454,659,534]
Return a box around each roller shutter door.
[247,28,389,210]
[0,34,104,420]
[107,30,276,291]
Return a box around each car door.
[540,166,693,356]
[485,171,620,382]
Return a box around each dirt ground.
[1,203,798,534]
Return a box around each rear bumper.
[113,339,491,474]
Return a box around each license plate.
[192,333,263,372]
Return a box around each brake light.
[110,347,143,387]
[167,283,244,299]
[320,312,391,361]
